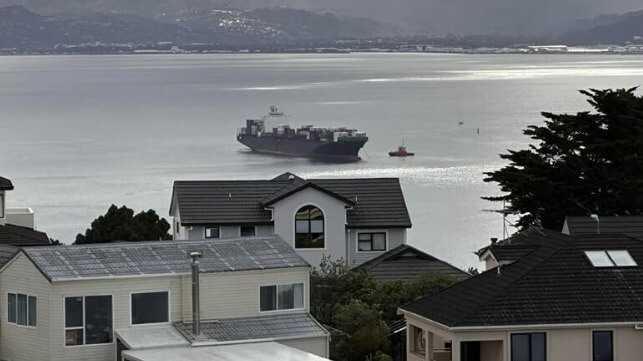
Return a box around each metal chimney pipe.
[190,251,203,335]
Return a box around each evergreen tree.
[75,204,171,244]
[484,87,643,231]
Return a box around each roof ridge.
[450,239,570,326]
[25,236,279,251]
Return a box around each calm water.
[1,53,642,269]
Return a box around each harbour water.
[1,53,642,269]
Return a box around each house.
[353,244,470,282]
[170,172,412,267]
[563,215,643,239]
[0,236,329,361]
[400,228,643,361]
[0,176,51,247]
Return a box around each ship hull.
[237,135,367,161]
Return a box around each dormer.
[0,176,15,226]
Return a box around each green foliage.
[484,87,643,230]
[310,256,459,361]
[75,204,171,244]
[332,300,390,361]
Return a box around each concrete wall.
[279,336,329,358]
[0,253,52,361]
[346,228,406,267]
[271,187,348,266]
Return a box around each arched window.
[295,206,324,248]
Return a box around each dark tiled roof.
[354,244,470,282]
[172,173,411,228]
[479,244,538,262]
[0,244,19,268]
[0,224,50,246]
[23,236,308,281]
[174,313,328,343]
[0,177,13,190]
[565,216,643,239]
[402,229,643,327]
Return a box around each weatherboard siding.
[181,267,309,321]
[280,336,329,358]
[347,228,406,267]
[48,276,183,361]
[0,253,51,361]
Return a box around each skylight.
[584,250,638,267]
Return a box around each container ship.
[237,107,369,161]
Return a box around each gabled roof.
[402,229,643,328]
[171,173,411,229]
[0,244,19,268]
[354,244,470,282]
[478,244,538,263]
[22,236,309,282]
[0,176,13,190]
[564,215,643,239]
[0,224,51,246]
[174,313,328,344]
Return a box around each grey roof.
[22,236,309,281]
[174,313,328,344]
[353,244,470,282]
[115,325,190,350]
[0,244,19,268]
[478,244,538,262]
[564,216,643,239]
[171,173,411,229]
[0,224,51,246]
[402,229,643,327]
[0,176,13,190]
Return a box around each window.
[295,206,324,248]
[593,331,613,361]
[240,226,256,237]
[411,326,426,356]
[131,292,169,325]
[260,283,304,312]
[511,333,545,361]
[358,232,386,251]
[7,293,36,327]
[205,227,220,239]
[65,296,112,346]
[585,250,637,267]
[0,194,4,218]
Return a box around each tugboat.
[237,106,369,161]
[389,141,415,157]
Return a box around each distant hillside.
[0,5,397,49]
[560,9,643,45]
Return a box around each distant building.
[0,176,51,248]
[170,172,412,267]
[400,229,643,361]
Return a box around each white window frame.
[293,203,326,250]
[63,294,114,348]
[356,231,388,252]
[258,282,305,313]
[205,226,220,239]
[6,291,37,328]
[129,290,171,326]
[239,226,256,237]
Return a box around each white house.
[170,172,412,267]
[0,236,329,361]
[0,176,50,247]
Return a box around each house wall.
[346,228,407,267]
[181,267,310,321]
[279,336,329,358]
[406,312,643,361]
[0,253,51,361]
[48,276,183,361]
[271,188,348,266]
[185,225,273,240]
